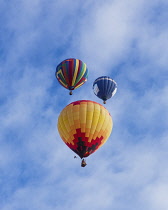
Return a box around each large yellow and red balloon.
[57,100,113,159]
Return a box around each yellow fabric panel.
[72,59,79,86]
[73,104,80,129]
[58,105,75,145]
[78,63,87,80]
[85,102,94,137]
[80,102,87,132]
[100,115,113,145]
[70,125,76,133]
[79,102,87,123]
[62,109,70,133]
[66,104,74,127]
[94,107,106,132]
[57,113,69,143]
[92,131,99,140]
[66,105,76,145]
[67,138,75,145]
[94,112,111,144]
[74,64,87,90]
[74,120,80,129]
[88,103,100,142]
[61,115,70,142]
[87,102,94,111]
[101,111,110,132]
[88,133,94,143]
[85,128,90,137]
[108,117,113,137]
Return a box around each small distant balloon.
[56,58,88,95]
[93,76,117,104]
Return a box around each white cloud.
[141,182,168,210]
[0,0,168,209]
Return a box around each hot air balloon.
[57,100,113,167]
[56,58,88,95]
[93,76,117,104]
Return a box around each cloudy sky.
[0,0,168,209]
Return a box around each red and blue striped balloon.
[56,58,88,95]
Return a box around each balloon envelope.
[57,100,113,159]
[56,58,88,94]
[93,76,117,103]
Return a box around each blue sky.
[0,0,168,209]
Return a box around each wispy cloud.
[0,0,168,209]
